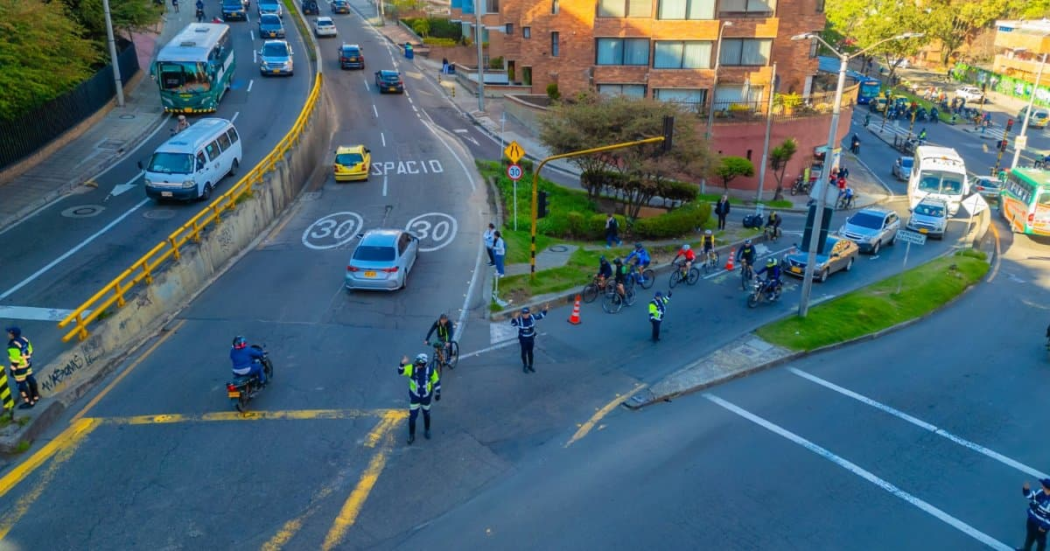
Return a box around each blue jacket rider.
[230,336,266,385]
[597,255,613,280]
[755,258,782,294]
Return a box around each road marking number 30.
[302,212,364,250]
[405,213,458,252]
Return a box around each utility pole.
[474,0,485,111]
[1012,52,1048,170]
[103,0,125,107]
[756,62,777,202]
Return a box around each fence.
[669,85,860,123]
[58,74,325,342]
[0,40,139,171]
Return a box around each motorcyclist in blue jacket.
[755,257,783,297]
[230,336,266,385]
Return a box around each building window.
[815,0,824,12]
[551,32,560,57]
[719,38,772,66]
[523,26,531,38]
[654,88,707,111]
[486,0,499,13]
[653,41,712,69]
[596,38,651,66]
[552,0,559,13]
[598,84,647,97]
[719,0,775,15]
[506,23,513,34]
[657,0,715,19]
[598,0,653,18]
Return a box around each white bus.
[908,146,968,215]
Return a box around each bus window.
[1038,190,1050,206]
[196,152,207,171]
[157,62,211,91]
[226,128,239,144]
[943,178,962,194]
[205,141,220,160]
[217,133,231,151]
[919,176,940,193]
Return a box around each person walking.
[605,213,622,248]
[398,352,441,445]
[172,0,179,12]
[492,231,506,278]
[648,291,671,342]
[6,327,39,409]
[511,305,548,373]
[483,223,496,267]
[1019,478,1050,551]
[714,195,730,230]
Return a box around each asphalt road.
[0,10,312,374]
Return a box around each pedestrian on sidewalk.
[511,305,548,373]
[493,231,506,277]
[648,291,671,342]
[714,195,730,230]
[441,57,450,75]
[6,327,38,409]
[484,223,496,266]
[605,213,622,248]
[1018,478,1050,551]
[839,166,849,180]
[172,0,179,12]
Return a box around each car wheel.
[871,241,881,255]
[201,183,214,201]
[818,268,829,283]
[845,257,854,272]
[888,232,897,246]
[228,159,239,178]
[400,273,408,290]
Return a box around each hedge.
[423,37,458,47]
[402,18,462,40]
[632,202,711,239]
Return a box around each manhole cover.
[97,139,125,150]
[119,114,136,120]
[61,205,105,218]
[548,245,569,253]
[143,209,176,220]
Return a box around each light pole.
[474,0,485,111]
[701,21,732,195]
[756,62,776,201]
[102,0,125,107]
[1012,52,1048,170]
[791,31,923,318]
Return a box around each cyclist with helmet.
[701,229,716,266]
[765,211,782,240]
[737,239,757,272]
[398,352,441,444]
[625,243,652,284]
[424,314,456,367]
[597,255,613,287]
[673,243,696,274]
[230,336,267,386]
[613,257,629,298]
[755,257,783,298]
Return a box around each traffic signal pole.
[993,118,1015,176]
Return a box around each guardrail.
[58,73,324,342]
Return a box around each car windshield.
[849,213,884,230]
[223,0,242,6]
[261,15,280,24]
[914,203,945,217]
[262,43,289,56]
[337,153,364,165]
[380,72,398,81]
[318,19,333,26]
[901,158,913,168]
[354,245,395,261]
[260,1,279,7]
[343,48,359,55]
[918,170,964,195]
[147,152,193,174]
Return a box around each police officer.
[6,327,39,409]
[398,353,441,445]
[511,305,548,373]
[1020,478,1050,551]
[648,291,671,342]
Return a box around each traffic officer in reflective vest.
[6,327,39,409]
[511,305,548,373]
[398,353,441,445]
[648,291,671,342]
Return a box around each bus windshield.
[157,62,212,92]
[860,81,880,97]
[147,152,194,175]
[918,170,964,195]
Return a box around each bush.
[423,37,458,47]
[547,83,561,101]
[566,212,619,240]
[660,180,699,204]
[632,202,711,239]
[489,56,504,69]
[403,18,461,40]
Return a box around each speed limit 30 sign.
[507,163,523,181]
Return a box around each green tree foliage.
[825,0,929,82]
[1009,0,1050,20]
[411,18,430,38]
[768,138,798,201]
[715,156,755,190]
[0,0,100,120]
[60,0,163,42]
[925,0,1014,66]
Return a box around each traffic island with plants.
[756,249,989,351]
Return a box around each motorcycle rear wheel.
[234,393,249,413]
[747,293,759,308]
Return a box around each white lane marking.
[364,81,370,92]
[0,198,152,300]
[380,132,386,147]
[460,334,548,359]
[247,79,254,92]
[231,111,240,123]
[407,96,413,104]
[251,30,255,41]
[411,105,418,113]
[703,245,793,280]
[253,50,257,63]
[372,105,379,118]
[418,117,476,192]
[0,306,90,322]
[108,171,144,198]
[382,175,387,197]
[788,367,1049,479]
[704,393,1013,551]
[453,129,468,133]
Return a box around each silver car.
[345,229,419,291]
[906,197,948,239]
[839,207,901,255]
[892,156,913,181]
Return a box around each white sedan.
[955,86,985,102]
[314,16,337,37]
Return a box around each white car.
[314,16,337,37]
[955,86,984,102]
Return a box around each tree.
[768,138,798,201]
[715,156,755,191]
[59,0,163,43]
[411,18,430,38]
[825,0,930,83]
[538,93,615,198]
[924,0,1014,66]
[0,0,100,120]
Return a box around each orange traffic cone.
[725,249,735,271]
[568,295,583,325]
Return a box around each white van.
[141,118,242,201]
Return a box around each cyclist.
[840,187,855,209]
[424,314,456,366]
[765,211,781,240]
[613,257,629,298]
[596,255,613,286]
[755,257,783,298]
[701,230,716,264]
[737,239,757,276]
[673,244,696,275]
[625,243,651,284]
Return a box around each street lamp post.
[1011,52,1048,170]
[475,0,485,112]
[701,21,732,195]
[102,0,125,108]
[791,31,923,318]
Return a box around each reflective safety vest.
[648,296,670,321]
[7,337,33,381]
[399,361,440,398]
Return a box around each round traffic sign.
[507,163,523,181]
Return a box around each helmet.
[600,255,607,262]
[634,243,643,250]
[614,257,623,264]
[232,336,247,349]
[5,327,20,338]
[744,239,752,245]
[439,313,448,321]
[681,244,690,251]
[705,229,712,236]
[766,258,778,268]
[177,114,187,121]
[415,353,428,365]
[522,307,531,314]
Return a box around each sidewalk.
[0,8,186,230]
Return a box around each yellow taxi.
[333,145,371,182]
[870,97,888,112]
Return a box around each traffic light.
[661,115,674,153]
[1006,118,1014,133]
[538,191,549,218]
[999,139,1008,152]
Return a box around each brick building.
[992,19,1050,86]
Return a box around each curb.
[0,401,66,454]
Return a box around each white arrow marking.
[110,171,144,197]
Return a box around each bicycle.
[429,340,459,374]
[602,283,636,314]
[739,259,755,290]
[701,250,720,274]
[837,193,856,210]
[581,275,614,303]
[628,263,655,290]
[669,259,700,288]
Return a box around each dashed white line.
[364,81,370,92]
[788,367,1049,479]
[253,50,257,63]
[411,105,418,113]
[372,105,379,118]
[382,175,388,197]
[704,393,1013,551]
[231,111,240,123]
[247,79,254,92]
[380,132,386,147]
[250,30,255,41]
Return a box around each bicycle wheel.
[639,269,655,289]
[446,341,459,369]
[741,267,751,290]
[669,270,682,289]
[623,286,636,306]
[582,282,599,303]
[602,292,624,314]
[686,267,700,285]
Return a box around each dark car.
[258,14,285,39]
[301,0,319,15]
[375,70,404,93]
[339,44,365,69]
[332,0,350,13]
[221,0,248,20]
[783,235,859,283]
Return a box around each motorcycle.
[747,278,782,308]
[226,345,274,412]
[789,174,811,196]
[929,108,939,123]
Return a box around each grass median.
[757,249,989,351]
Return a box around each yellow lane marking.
[0,418,100,501]
[93,408,399,425]
[0,431,88,539]
[564,384,647,448]
[364,410,407,448]
[321,411,404,551]
[71,319,187,423]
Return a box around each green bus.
[1001,167,1050,235]
[152,23,235,113]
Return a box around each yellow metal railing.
[58,74,324,342]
